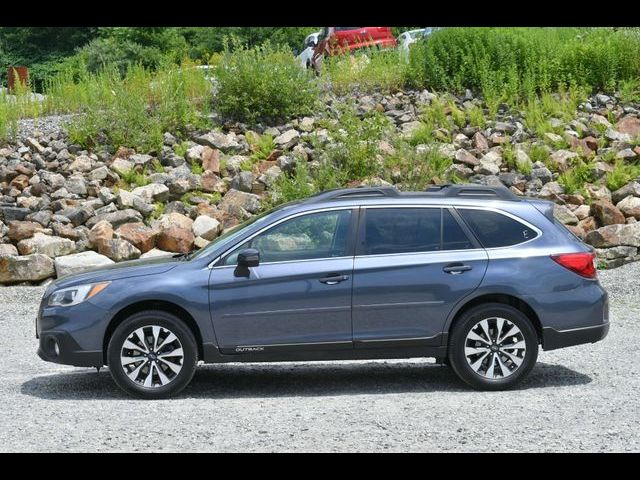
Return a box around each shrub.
[213,40,319,124]
[323,48,409,95]
[321,107,393,180]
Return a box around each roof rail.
[424,184,521,201]
[301,186,400,203]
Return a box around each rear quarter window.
[458,209,538,248]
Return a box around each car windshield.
[189,202,298,260]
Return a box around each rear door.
[351,206,488,347]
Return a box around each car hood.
[49,255,182,291]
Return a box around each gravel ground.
[0,263,638,452]
[17,114,76,142]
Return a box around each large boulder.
[592,200,626,226]
[548,150,578,172]
[0,244,19,256]
[612,181,640,204]
[54,251,114,278]
[195,131,241,152]
[131,183,170,203]
[8,221,45,242]
[0,254,55,283]
[273,129,300,149]
[17,233,76,258]
[192,215,221,241]
[152,212,194,232]
[115,222,158,253]
[156,226,194,253]
[201,146,220,173]
[88,220,114,250]
[98,238,141,262]
[86,209,143,229]
[554,205,578,225]
[218,189,261,216]
[585,222,640,248]
[617,195,640,220]
[615,116,640,137]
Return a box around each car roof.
[275,185,540,215]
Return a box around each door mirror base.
[235,248,259,276]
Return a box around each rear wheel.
[107,310,198,399]
[448,303,538,390]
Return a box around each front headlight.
[47,282,111,307]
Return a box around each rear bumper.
[37,330,103,367]
[542,322,609,351]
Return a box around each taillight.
[551,252,597,279]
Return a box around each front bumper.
[542,322,610,351]
[37,330,103,367]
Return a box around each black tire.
[107,310,198,399]
[448,303,538,391]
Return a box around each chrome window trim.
[454,205,543,250]
[354,247,484,260]
[208,206,355,269]
[207,203,543,268]
[357,204,477,258]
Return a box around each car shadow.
[21,361,592,400]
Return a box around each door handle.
[319,274,349,285]
[443,264,472,274]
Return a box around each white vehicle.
[398,29,427,52]
[296,31,321,69]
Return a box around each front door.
[209,208,356,353]
[352,207,488,347]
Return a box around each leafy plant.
[557,157,594,194]
[606,160,640,191]
[213,39,319,124]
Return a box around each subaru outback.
[36,184,609,398]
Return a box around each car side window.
[361,208,474,256]
[223,210,352,265]
[443,209,474,250]
[458,209,538,248]
[362,208,441,255]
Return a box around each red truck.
[311,27,397,73]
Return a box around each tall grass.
[408,28,640,104]
[323,48,409,95]
[1,60,212,150]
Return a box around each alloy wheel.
[120,325,184,388]
[464,317,527,379]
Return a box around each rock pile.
[1,88,640,283]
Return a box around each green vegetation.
[407,28,640,104]
[557,157,594,194]
[246,131,275,161]
[323,48,408,95]
[213,41,319,124]
[117,167,150,189]
[181,190,221,205]
[606,160,640,192]
[148,201,166,221]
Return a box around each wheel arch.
[103,300,204,364]
[445,293,543,344]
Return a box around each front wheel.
[448,303,538,391]
[107,310,198,399]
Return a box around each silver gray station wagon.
[37,184,609,398]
